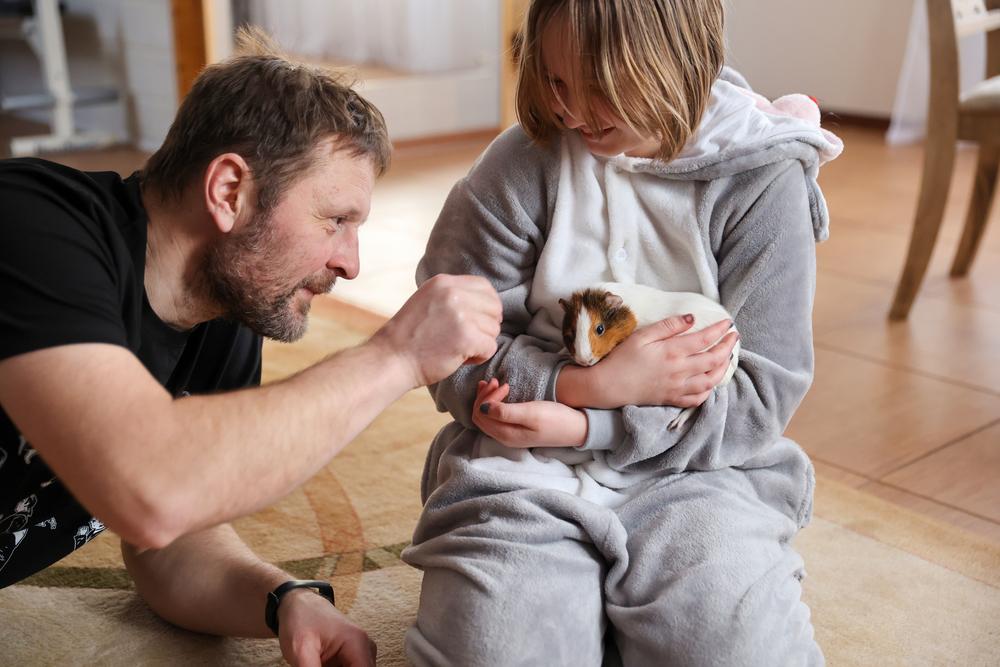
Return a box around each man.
[0,29,501,666]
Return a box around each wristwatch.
[264,579,336,636]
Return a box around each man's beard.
[201,211,336,343]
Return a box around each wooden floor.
[4,117,998,545]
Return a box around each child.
[402,1,842,664]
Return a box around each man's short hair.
[141,26,391,213]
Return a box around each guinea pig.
[558,281,740,431]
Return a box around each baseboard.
[820,111,891,131]
[392,127,500,152]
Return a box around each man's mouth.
[300,274,337,296]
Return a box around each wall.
[119,0,177,151]
[240,0,501,141]
[724,0,915,117]
[0,0,129,138]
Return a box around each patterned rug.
[1,296,998,665]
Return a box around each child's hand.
[472,378,587,448]
[593,317,739,409]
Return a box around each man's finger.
[331,635,376,667]
[288,642,322,667]
[428,274,502,321]
[463,332,500,366]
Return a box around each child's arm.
[564,160,818,473]
[417,128,567,429]
[472,378,589,448]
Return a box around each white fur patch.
[575,310,595,365]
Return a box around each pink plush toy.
[735,88,841,163]
[748,91,822,126]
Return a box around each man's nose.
[330,229,360,280]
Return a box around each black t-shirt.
[0,158,263,588]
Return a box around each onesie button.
[614,248,628,261]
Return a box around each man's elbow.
[110,485,194,551]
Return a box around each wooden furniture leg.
[889,130,958,320]
[951,143,1000,276]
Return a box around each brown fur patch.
[561,289,638,362]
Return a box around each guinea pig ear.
[603,292,624,309]
[558,298,571,313]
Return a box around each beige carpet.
[2,306,998,666]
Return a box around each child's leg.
[608,467,823,667]
[402,429,616,667]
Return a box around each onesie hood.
[603,67,844,242]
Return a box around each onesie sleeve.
[581,160,817,473]
[416,127,566,429]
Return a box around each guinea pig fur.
[558,282,741,431]
[558,289,638,367]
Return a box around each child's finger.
[675,319,734,355]
[477,378,501,398]
[486,399,533,428]
[481,381,510,406]
[686,331,739,374]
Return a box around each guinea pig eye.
[595,324,605,336]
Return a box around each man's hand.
[370,274,502,389]
[277,590,376,667]
[472,378,587,448]
[558,315,739,410]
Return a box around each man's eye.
[595,324,605,335]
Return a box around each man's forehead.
[308,151,375,208]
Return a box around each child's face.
[541,16,662,159]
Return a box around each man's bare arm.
[0,275,501,549]
[122,525,376,664]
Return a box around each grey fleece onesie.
[402,69,842,667]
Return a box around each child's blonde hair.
[515,0,724,162]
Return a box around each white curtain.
[887,0,986,145]
[243,0,497,73]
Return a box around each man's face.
[204,147,375,342]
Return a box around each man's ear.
[204,153,251,234]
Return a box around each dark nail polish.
[480,403,490,415]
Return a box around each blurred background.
[0,0,939,154]
[1,0,997,551]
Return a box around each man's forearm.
[148,338,415,543]
[122,524,286,637]
[0,275,501,551]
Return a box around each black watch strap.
[264,579,336,636]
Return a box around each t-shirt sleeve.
[0,179,129,362]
